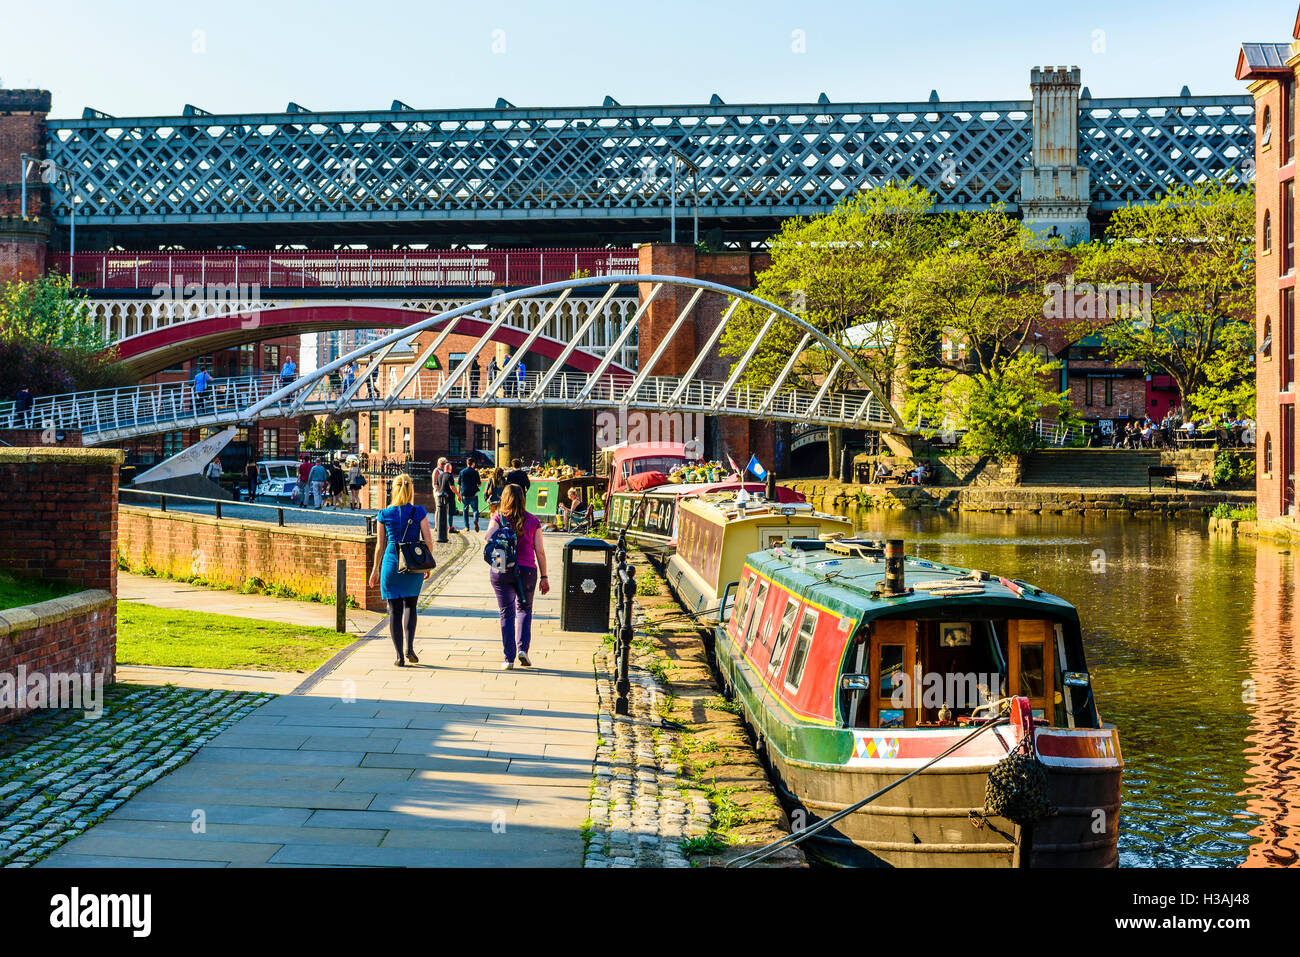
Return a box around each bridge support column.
[636,244,787,473]
[0,88,53,282]
[1021,66,1091,246]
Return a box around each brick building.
[1238,19,1300,521]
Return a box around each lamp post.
[657,147,700,246]
[27,157,80,261]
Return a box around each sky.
[0,0,1293,118]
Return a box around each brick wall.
[118,506,384,611]
[0,89,50,219]
[0,592,115,725]
[0,448,121,591]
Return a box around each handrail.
[120,486,374,530]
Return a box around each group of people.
[870,460,931,485]
[291,454,366,508]
[1089,411,1257,449]
[369,470,548,671]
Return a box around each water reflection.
[849,510,1293,867]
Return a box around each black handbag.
[395,505,437,574]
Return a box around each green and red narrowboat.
[713,538,1122,867]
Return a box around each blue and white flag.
[746,454,768,481]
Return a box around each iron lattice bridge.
[43,95,1253,227]
[0,276,904,445]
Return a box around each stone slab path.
[40,533,602,868]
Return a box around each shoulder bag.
[395,505,437,574]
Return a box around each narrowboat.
[665,494,853,621]
[604,442,803,550]
[522,472,607,525]
[713,538,1122,867]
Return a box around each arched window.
[1263,105,1273,147]
[1265,210,1273,252]
[1262,317,1273,358]
[1265,433,1273,474]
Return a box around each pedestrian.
[341,362,356,396]
[458,458,482,532]
[486,484,549,670]
[484,466,506,513]
[13,385,34,428]
[308,458,328,508]
[244,459,259,502]
[505,457,531,492]
[328,459,346,508]
[514,358,526,397]
[295,455,312,503]
[486,356,499,396]
[193,367,213,415]
[205,458,223,487]
[469,359,481,398]
[368,473,434,667]
[433,456,457,540]
[347,456,366,509]
[280,354,297,389]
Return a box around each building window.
[261,427,279,458]
[388,427,396,454]
[263,344,280,373]
[474,423,492,454]
[1265,210,1272,253]
[238,343,256,377]
[1085,377,1094,407]
[403,428,411,456]
[448,409,466,456]
[1265,433,1273,474]
[1285,183,1295,276]
[162,431,184,457]
[1287,79,1297,164]
[196,354,215,374]
[369,418,379,453]
[1262,317,1273,359]
[1263,105,1273,147]
[1284,289,1296,392]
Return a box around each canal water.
[849,510,1298,868]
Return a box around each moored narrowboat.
[666,494,853,621]
[713,538,1122,867]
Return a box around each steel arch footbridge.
[0,276,905,446]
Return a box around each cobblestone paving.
[584,640,712,868]
[0,686,272,866]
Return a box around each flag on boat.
[727,454,741,475]
[746,454,768,481]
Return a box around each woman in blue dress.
[368,473,436,666]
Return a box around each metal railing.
[51,248,640,290]
[119,486,375,531]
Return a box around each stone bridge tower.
[1020,66,1092,245]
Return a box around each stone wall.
[0,591,115,725]
[118,506,383,611]
[853,453,1023,487]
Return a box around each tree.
[0,274,130,398]
[719,183,940,476]
[1073,180,1255,416]
[905,353,1079,456]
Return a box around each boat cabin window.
[535,487,549,509]
[742,580,768,649]
[785,609,817,692]
[622,456,688,482]
[851,616,1064,729]
[768,598,800,669]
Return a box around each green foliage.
[906,353,1078,455]
[1210,502,1257,521]
[1212,450,1255,488]
[302,419,347,450]
[636,570,664,596]
[0,274,132,398]
[1074,180,1255,412]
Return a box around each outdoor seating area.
[1087,414,1256,451]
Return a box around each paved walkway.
[41,533,602,867]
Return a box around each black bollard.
[613,529,632,716]
[765,471,776,500]
[839,447,852,485]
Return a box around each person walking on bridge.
[368,473,434,667]
[193,367,213,415]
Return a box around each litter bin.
[561,537,614,632]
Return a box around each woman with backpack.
[484,484,549,670]
[368,473,435,667]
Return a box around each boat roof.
[609,442,694,469]
[681,496,850,525]
[745,543,1079,624]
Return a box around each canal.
[849,510,1298,868]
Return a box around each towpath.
[39,532,602,867]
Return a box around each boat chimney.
[883,539,906,595]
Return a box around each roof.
[747,546,1079,624]
[1236,42,1295,81]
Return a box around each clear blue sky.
[0,0,1293,118]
